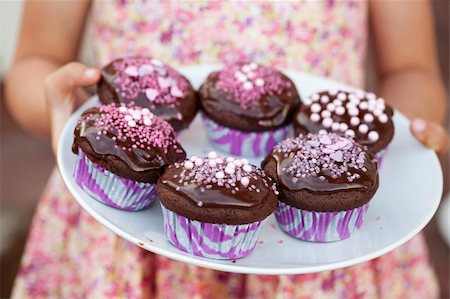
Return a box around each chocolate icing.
[97,57,198,131]
[199,63,300,132]
[293,90,394,154]
[72,103,186,183]
[157,154,278,224]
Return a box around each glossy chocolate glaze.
[97,57,198,131]
[161,166,272,209]
[72,105,186,182]
[293,90,394,153]
[199,66,300,132]
[262,134,378,193]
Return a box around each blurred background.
[1,1,449,298]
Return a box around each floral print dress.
[12,1,438,298]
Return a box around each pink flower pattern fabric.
[13,1,439,298]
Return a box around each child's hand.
[410,119,449,155]
[45,62,100,154]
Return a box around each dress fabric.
[12,1,438,298]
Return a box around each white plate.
[57,65,443,275]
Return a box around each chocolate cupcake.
[199,62,300,157]
[73,103,186,211]
[262,133,378,242]
[157,151,278,259]
[293,90,394,163]
[98,57,198,131]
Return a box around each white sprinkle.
[243,81,253,90]
[215,171,225,179]
[234,71,247,82]
[215,157,224,164]
[243,164,252,173]
[359,101,369,110]
[150,58,163,67]
[190,156,197,162]
[197,201,203,207]
[208,151,218,159]
[333,100,343,106]
[141,108,151,115]
[359,124,369,134]
[132,111,142,120]
[368,131,379,142]
[194,158,203,166]
[326,103,336,112]
[310,113,320,122]
[319,129,328,135]
[128,120,136,127]
[226,157,235,162]
[345,129,355,137]
[143,117,152,126]
[350,116,360,126]
[378,113,388,123]
[321,110,331,118]
[311,103,321,113]
[225,167,235,175]
[249,62,258,70]
[322,117,333,128]
[241,159,249,165]
[303,98,312,106]
[335,106,346,115]
[240,177,250,187]
[364,113,374,123]
[234,160,242,167]
[339,123,348,132]
[311,94,320,101]
[320,95,329,104]
[124,115,133,122]
[208,159,217,167]
[356,90,365,98]
[119,106,128,113]
[227,162,236,169]
[184,161,194,169]
[367,93,376,100]
[337,93,347,100]
[331,122,340,131]
[329,89,338,96]
[348,108,359,117]
[373,108,383,117]
[255,78,265,87]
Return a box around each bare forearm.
[378,68,447,125]
[5,56,61,138]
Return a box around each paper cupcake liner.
[161,204,264,259]
[74,151,157,211]
[275,201,370,242]
[375,148,388,168]
[202,114,291,157]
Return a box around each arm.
[370,0,449,153]
[5,0,97,140]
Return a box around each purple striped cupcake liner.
[74,150,157,211]
[202,114,291,157]
[161,204,264,259]
[375,148,388,168]
[275,201,370,242]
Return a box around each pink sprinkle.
[145,88,159,101]
[278,240,284,244]
[319,135,332,145]
[170,86,184,98]
[124,66,138,77]
[157,76,171,89]
[376,216,381,221]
